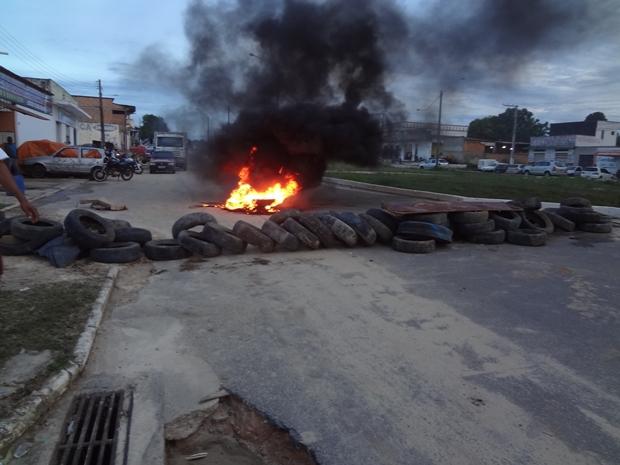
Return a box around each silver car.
[22,146,105,178]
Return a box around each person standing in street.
[3,136,17,159]
[0,146,39,275]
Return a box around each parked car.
[522,161,567,176]
[505,164,525,174]
[494,163,509,173]
[418,158,448,169]
[149,150,176,173]
[22,146,105,178]
[581,167,616,181]
[477,159,498,172]
[565,164,583,176]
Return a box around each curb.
[0,266,120,454]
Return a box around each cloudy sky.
[2,0,619,136]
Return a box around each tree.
[584,112,607,123]
[467,108,549,141]
[139,114,169,142]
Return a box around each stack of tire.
[0,214,65,256]
[490,197,550,246]
[547,197,612,234]
[63,209,152,264]
[385,211,452,254]
[450,210,507,245]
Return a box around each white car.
[581,167,616,181]
[419,158,448,169]
[522,161,567,176]
[477,159,498,172]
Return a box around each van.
[477,159,498,172]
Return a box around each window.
[601,130,605,139]
[56,148,78,158]
[533,151,545,161]
[612,131,615,135]
[555,151,568,163]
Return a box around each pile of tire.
[549,197,613,234]
[0,214,65,256]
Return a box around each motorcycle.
[92,156,134,182]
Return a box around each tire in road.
[333,211,377,245]
[64,209,116,249]
[11,217,63,243]
[392,236,435,254]
[400,212,449,227]
[108,219,132,230]
[269,208,302,225]
[178,230,222,257]
[114,227,153,245]
[359,213,393,243]
[560,197,592,208]
[261,220,300,251]
[490,211,522,231]
[506,228,547,246]
[578,222,612,233]
[144,239,191,261]
[449,211,489,224]
[396,221,453,243]
[202,223,247,254]
[281,218,321,250]
[466,229,506,244]
[90,242,143,263]
[521,210,554,234]
[233,220,275,253]
[557,206,602,224]
[542,209,575,232]
[0,217,11,236]
[509,197,541,211]
[365,208,398,233]
[318,214,358,247]
[455,219,495,235]
[172,212,217,238]
[0,234,35,255]
[297,214,338,248]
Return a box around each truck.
[154,132,187,169]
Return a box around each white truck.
[154,131,187,169]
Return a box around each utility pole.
[504,104,518,165]
[97,79,105,147]
[435,90,443,168]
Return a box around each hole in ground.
[165,394,317,465]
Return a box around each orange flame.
[225,163,300,213]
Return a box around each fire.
[225,147,300,213]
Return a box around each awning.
[56,100,91,119]
[0,101,50,120]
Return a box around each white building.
[382,121,468,162]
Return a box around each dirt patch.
[165,394,317,465]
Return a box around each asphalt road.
[12,172,620,465]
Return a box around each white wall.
[14,107,55,144]
[77,122,122,147]
[596,121,620,146]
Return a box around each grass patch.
[327,169,620,206]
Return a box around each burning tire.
[269,208,302,225]
[202,223,247,254]
[281,218,321,250]
[318,215,357,247]
[261,220,300,251]
[542,209,575,232]
[178,230,222,257]
[466,229,506,244]
[365,208,398,233]
[359,213,393,244]
[297,214,338,248]
[114,227,152,245]
[90,242,143,263]
[396,221,453,243]
[333,211,377,245]
[172,212,217,239]
[521,211,554,234]
[392,237,435,254]
[490,211,522,231]
[232,221,275,253]
[455,219,495,236]
[144,239,191,261]
[10,217,64,245]
[64,209,115,249]
[506,229,547,246]
[449,211,489,224]
[578,222,613,233]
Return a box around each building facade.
[382,121,468,162]
[73,96,136,150]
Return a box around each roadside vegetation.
[326,167,620,206]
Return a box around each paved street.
[11,172,620,465]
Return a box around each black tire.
[172,212,217,238]
[0,217,12,236]
[449,211,489,224]
[90,242,143,263]
[466,229,506,244]
[542,209,575,232]
[400,212,449,227]
[455,219,495,235]
[114,227,152,245]
[557,206,602,224]
[359,213,393,244]
[319,215,357,247]
[269,208,302,224]
[30,164,46,178]
[506,229,547,246]
[396,221,453,243]
[281,218,321,249]
[490,211,522,231]
[560,197,592,208]
[0,234,34,255]
[297,214,338,248]
[91,166,106,182]
[10,217,63,243]
[144,239,191,261]
[121,168,134,181]
[522,210,554,234]
[578,222,612,233]
[64,209,115,249]
[178,230,222,257]
[392,237,435,254]
[365,208,398,233]
[232,221,275,253]
[261,220,300,251]
[509,197,541,211]
[108,219,132,230]
[333,211,377,245]
[202,223,247,254]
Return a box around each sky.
[2,0,619,136]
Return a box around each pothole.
[165,393,317,465]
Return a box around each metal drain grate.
[50,390,124,465]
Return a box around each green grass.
[327,169,620,206]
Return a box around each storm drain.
[50,390,125,465]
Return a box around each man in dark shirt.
[3,136,17,159]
